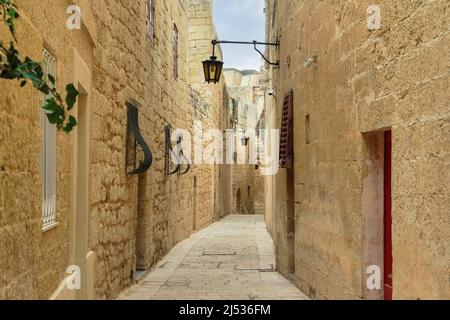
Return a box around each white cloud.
[213,0,265,70]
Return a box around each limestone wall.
[0,0,228,300]
[265,0,450,299]
[188,0,232,221]
[89,0,186,298]
[90,0,229,298]
[0,0,95,299]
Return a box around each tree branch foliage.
[0,0,78,133]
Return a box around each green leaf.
[63,115,77,133]
[46,112,61,125]
[6,7,19,40]
[69,115,76,124]
[7,7,19,19]
[42,98,65,120]
[65,84,79,110]
[39,83,50,95]
[48,74,55,86]
[23,72,44,87]
[0,2,78,133]
[0,70,18,80]
[33,63,44,79]
[42,98,58,112]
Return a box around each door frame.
[383,131,393,300]
[362,129,393,300]
[71,49,93,300]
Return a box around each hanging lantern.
[201,39,280,85]
[202,56,223,84]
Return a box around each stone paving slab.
[119,215,308,300]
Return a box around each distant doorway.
[236,189,241,213]
[287,168,295,276]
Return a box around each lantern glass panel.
[203,61,210,82]
[215,61,223,82]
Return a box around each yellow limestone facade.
[264,0,450,300]
[1,0,448,302]
[0,0,228,299]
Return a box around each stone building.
[224,69,265,215]
[0,0,228,299]
[264,0,450,299]
[188,0,233,221]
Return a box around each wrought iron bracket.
[177,135,191,176]
[211,39,280,68]
[165,125,191,176]
[125,100,153,174]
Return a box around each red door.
[384,131,393,300]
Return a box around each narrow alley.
[120,215,307,300]
[0,0,448,303]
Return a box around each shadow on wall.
[235,186,261,215]
[236,189,242,213]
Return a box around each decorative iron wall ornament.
[177,135,191,176]
[164,125,190,176]
[125,100,153,174]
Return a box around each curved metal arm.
[178,150,191,176]
[211,39,280,67]
[167,164,180,176]
[177,135,191,176]
[253,42,279,67]
[165,128,191,176]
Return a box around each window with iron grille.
[146,0,155,40]
[279,90,294,169]
[173,23,179,80]
[41,49,57,230]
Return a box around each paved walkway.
[120,215,308,300]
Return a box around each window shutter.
[279,90,294,169]
[146,0,155,40]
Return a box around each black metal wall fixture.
[125,100,153,175]
[164,125,191,176]
[177,135,191,176]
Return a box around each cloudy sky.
[212,0,265,71]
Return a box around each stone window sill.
[42,222,60,233]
